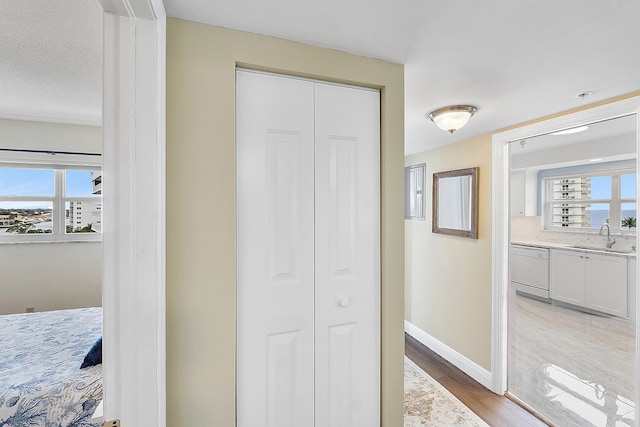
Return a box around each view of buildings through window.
[0,168,102,238]
[546,171,636,231]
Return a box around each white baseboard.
[405,320,493,390]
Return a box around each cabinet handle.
[339,298,351,308]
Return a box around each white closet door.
[236,71,316,427]
[314,83,380,427]
[237,70,380,427]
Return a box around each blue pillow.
[80,337,102,369]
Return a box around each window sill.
[0,239,102,245]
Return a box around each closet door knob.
[339,298,351,307]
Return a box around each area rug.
[405,356,489,426]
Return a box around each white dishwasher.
[510,244,550,299]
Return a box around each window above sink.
[543,168,636,235]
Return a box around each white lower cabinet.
[586,254,628,317]
[550,249,628,318]
[550,250,586,307]
[630,260,637,321]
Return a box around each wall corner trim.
[404,320,493,390]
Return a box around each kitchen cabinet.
[510,171,526,216]
[587,254,628,317]
[550,249,628,318]
[629,260,636,321]
[550,249,585,306]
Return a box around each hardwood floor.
[405,333,549,427]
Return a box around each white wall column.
[98,0,166,424]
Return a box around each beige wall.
[405,134,493,369]
[0,118,101,153]
[166,19,405,426]
[0,119,102,315]
[404,92,640,373]
[0,242,102,315]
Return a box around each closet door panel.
[313,83,381,427]
[236,71,315,427]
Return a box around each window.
[544,170,636,233]
[405,163,425,220]
[0,166,102,242]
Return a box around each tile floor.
[508,291,635,426]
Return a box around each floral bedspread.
[0,307,102,427]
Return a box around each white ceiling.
[164,0,640,155]
[515,114,637,154]
[2,0,639,155]
[511,114,637,171]
[0,0,102,125]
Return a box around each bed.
[0,307,103,427]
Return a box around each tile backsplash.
[511,216,637,250]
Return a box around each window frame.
[0,157,102,243]
[543,168,636,234]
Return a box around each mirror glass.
[432,167,478,239]
[437,175,472,230]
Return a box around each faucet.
[599,223,616,248]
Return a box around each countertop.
[511,241,637,257]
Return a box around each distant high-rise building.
[68,171,102,233]
[68,201,101,232]
[550,178,592,228]
[92,171,102,195]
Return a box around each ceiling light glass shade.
[428,105,478,134]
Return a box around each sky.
[589,174,636,206]
[0,168,97,209]
[621,174,636,199]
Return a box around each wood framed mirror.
[432,167,479,239]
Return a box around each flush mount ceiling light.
[427,105,477,134]
[550,125,590,136]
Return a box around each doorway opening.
[491,96,640,426]
[507,115,637,425]
[0,1,105,424]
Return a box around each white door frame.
[491,96,640,420]
[97,0,166,425]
